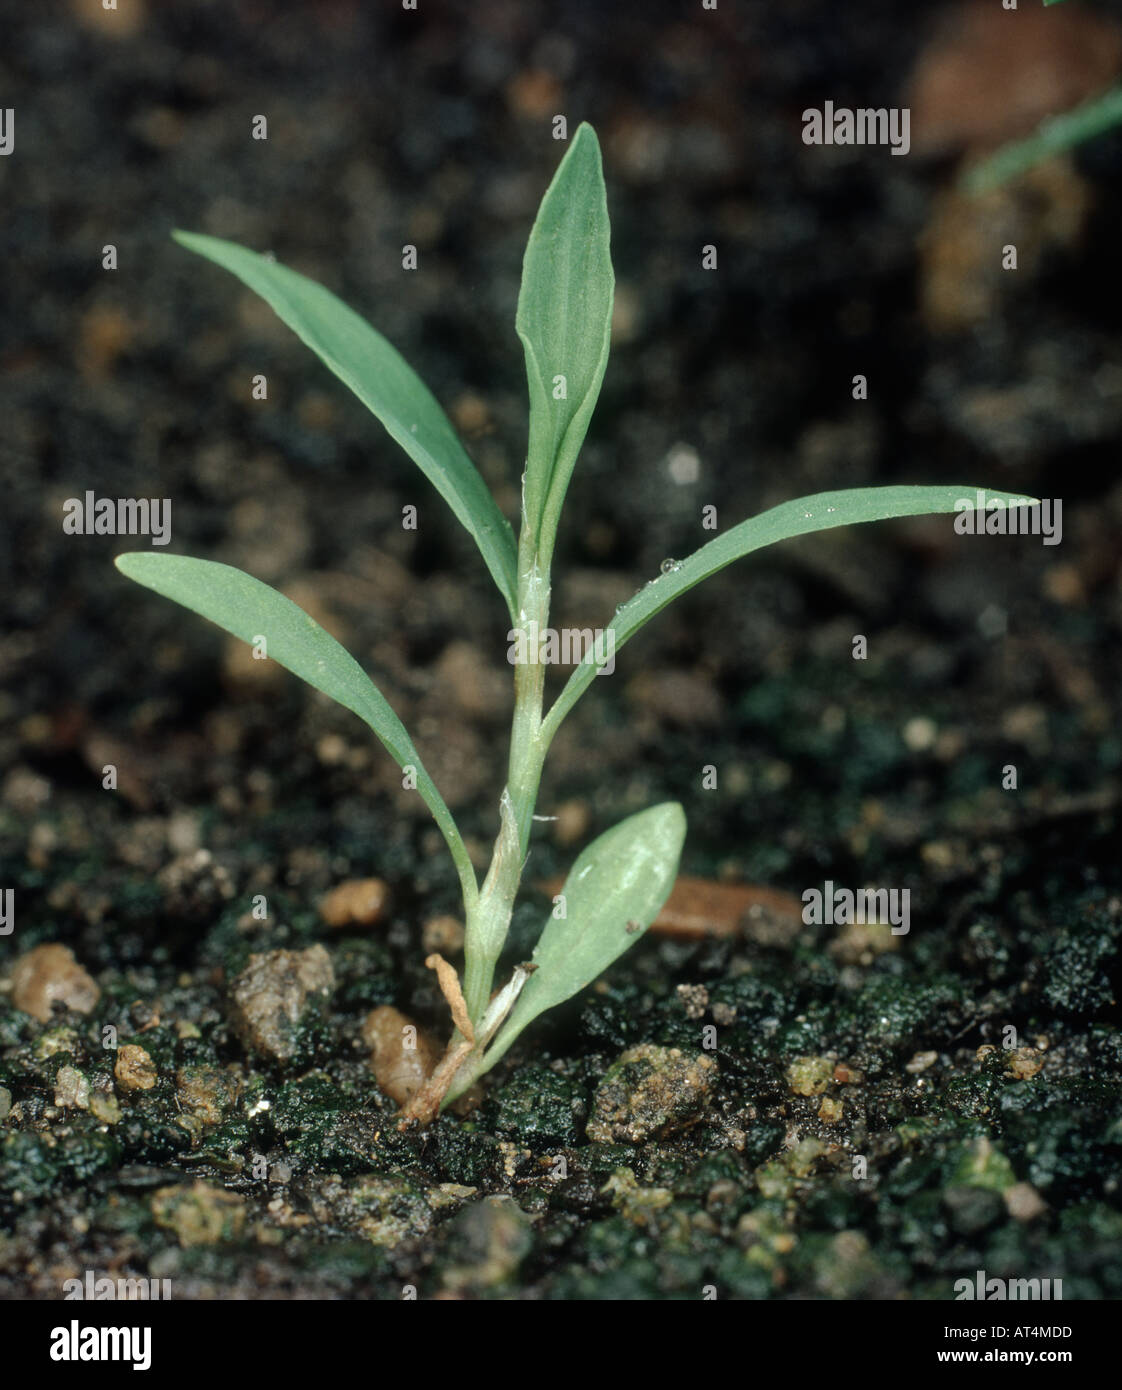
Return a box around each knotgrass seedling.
[117,124,1031,1122]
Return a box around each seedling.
[117,124,1028,1121]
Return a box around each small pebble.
[115,1044,158,1091]
[818,1096,844,1124]
[319,878,390,929]
[1007,1046,1044,1080]
[54,1065,90,1109]
[89,1091,121,1125]
[1004,1182,1048,1222]
[228,945,335,1061]
[902,716,938,752]
[788,1055,834,1097]
[151,1181,246,1248]
[422,915,465,955]
[587,1045,716,1144]
[10,944,100,1022]
[676,984,709,1020]
[362,1005,442,1106]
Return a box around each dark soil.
[1,0,1121,1300]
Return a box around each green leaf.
[542,484,1041,742]
[516,123,614,570]
[480,802,685,1070]
[172,231,518,619]
[114,552,477,905]
[961,84,1122,193]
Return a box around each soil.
[1,0,1121,1300]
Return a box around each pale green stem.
[445,826,479,917]
[460,521,550,1026]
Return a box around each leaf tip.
[172,229,227,260]
[114,552,146,578]
[570,121,604,169]
[641,801,687,864]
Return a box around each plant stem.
[506,551,550,857]
[460,526,551,1026]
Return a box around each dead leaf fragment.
[425,953,473,1043]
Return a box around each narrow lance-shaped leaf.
[114,552,477,906]
[542,484,1042,743]
[472,802,686,1075]
[172,231,518,620]
[516,123,614,570]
